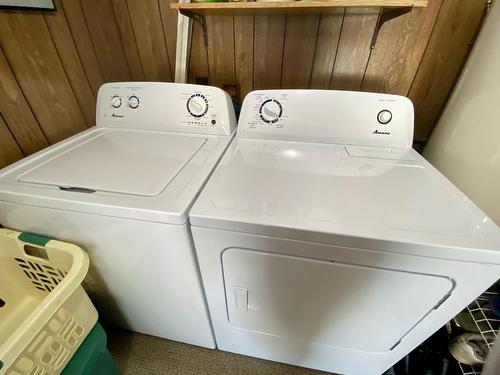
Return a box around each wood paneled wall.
[0,0,487,169]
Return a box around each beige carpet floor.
[107,328,331,375]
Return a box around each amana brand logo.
[373,129,391,135]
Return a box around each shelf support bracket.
[185,11,208,48]
[370,7,412,49]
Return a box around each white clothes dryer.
[0,82,236,348]
[190,90,500,373]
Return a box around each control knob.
[187,94,209,118]
[377,110,392,124]
[128,95,140,109]
[111,95,122,109]
[259,99,282,124]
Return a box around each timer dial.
[259,99,282,124]
[187,93,209,118]
[377,110,392,124]
[111,95,122,108]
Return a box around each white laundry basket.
[0,228,98,375]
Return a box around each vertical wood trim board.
[158,0,178,78]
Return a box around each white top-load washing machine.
[0,82,236,348]
[190,90,500,373]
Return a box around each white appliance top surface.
[0,127,232,225]
[190,138,500,262]
[19,130,206,196]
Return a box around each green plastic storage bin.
[63,323,119,375]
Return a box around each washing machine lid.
[0,127,232,225]
[18,130,205,196]
[190,138,500,263]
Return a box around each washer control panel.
[96,82,236,135]
[238,90,414,148]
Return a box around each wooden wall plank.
[45,0,95,125]
[234,15,254,102]
[206,15,235,87]
[82,0,131,82]
[0,114,24,168]
[61,0,104,94]
[127,0,172,81]
[0,46,48,155]
[158,0,178,78]
[331,8,378,91]
[409,0,485,140]
[362,0,443,95]
[188,22,210,83]
[310,11,343,89]
[281,15,321,88]
[112,0,145,81]
[0,11,87,144]
[254,15,286,89]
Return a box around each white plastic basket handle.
[0,229,90,373]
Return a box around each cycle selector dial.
[187,94,209,118]
[128,95,140,109]
[111,95,122,109]
[259,99,282,124]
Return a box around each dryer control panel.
[96,82,237,136]
[238,90,414,148]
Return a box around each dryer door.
[222,248,454,353]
